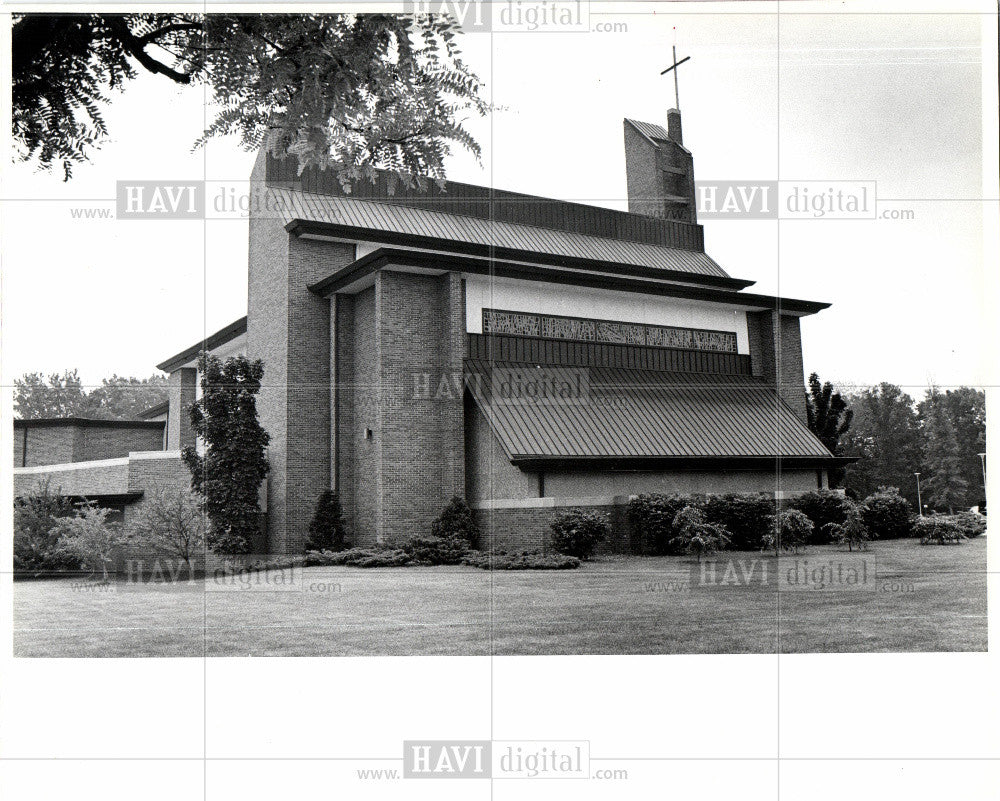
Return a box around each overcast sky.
[1,2,996,398]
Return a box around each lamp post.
[914,472,923,517]
[978,453,986,508]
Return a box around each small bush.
[914,515,966,546]
[13,480,80,575]
[125,487,206,570]
[667,506,731,562]
[761,509,813,554]
[403,535,469,566]
[461,550,580,570]
[822,504,871,551]
[790,490,854,544]
[860,487,914,540]
[952,511,986,538]
[626,494,690,554]
[305,546,412,567]
[701,493,776,551]
[305,490,347,553]
[549,509,608,560]
[431,496,480,549]
[54,504,126,583]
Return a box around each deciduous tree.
[13,14,486,182]
[183,354,269,555]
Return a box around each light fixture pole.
[978,452,986,501]
[914,472,923,517]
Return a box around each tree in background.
[14,371,167,420]
[183,354,269,555]
[805,372,853,486]
[13,14,486,182]
[919,387,985,508]
[920,390,970,513]
[13,370,87,418]
[841,383,923,505]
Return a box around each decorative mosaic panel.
[482,309,541,337]
[482,309,737,353]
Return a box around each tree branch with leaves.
[13,13,487,182]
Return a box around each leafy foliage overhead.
[13,13,487,183]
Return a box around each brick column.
[746,310,807,423]
[166,368,197,451]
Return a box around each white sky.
[1,1,996,396]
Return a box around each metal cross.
[660,46,691,110]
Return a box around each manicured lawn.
[12,538,987,657]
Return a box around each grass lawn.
[12,538,987,657]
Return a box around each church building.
[14,108,846,554]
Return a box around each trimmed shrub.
[305,490,347,553]
[13,480,80,575]
[701,493,776,551]
[305,547,412,567]
[790,490,854,544]
[953,511,986,538]
[461,550,580,570]
[914,515,966,545]
[403,535,469,566]
[762,509,813,554]
[626,494,690,554]
[549,509,608,560]
[667,506,731,562]
[431,496,480,549]
[860,487,914,540]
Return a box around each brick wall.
[349,286,378,545]
[166,368,196,451]
[746,309,808,423]
[376,270,465,541]
[15,422,164,467]
[284,235,351,553]
[246,149,354,554]
[19,427,78,467]
[80,425,163,462]
[14,460,130,498]
[464,396,537,503]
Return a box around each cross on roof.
[660,45,691,110]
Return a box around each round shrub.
[790,490,854,544]
[667,506,731,562]
[431,496,480,550]
[953,511,986,538]
[860,487,914,540]
[626,494,691,555]
[762,509,813,553]
[701,493,776,551]
[549,509,608,560]
[914,515,966,545]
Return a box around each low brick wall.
[472,500,631,554]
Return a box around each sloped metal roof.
[625,118,671,142]
[466,360,832,461]
[270,188,730,279]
